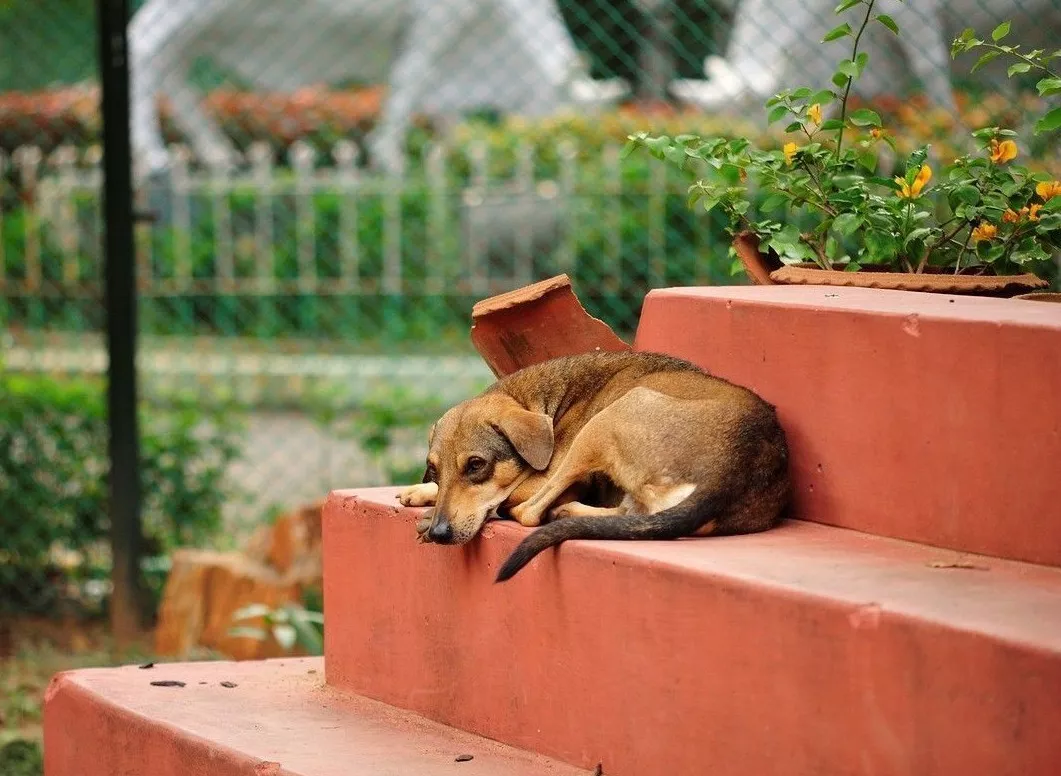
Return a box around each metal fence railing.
[2,0,1059,626]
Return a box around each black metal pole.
[97,0,144,640]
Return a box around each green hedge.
[0,371,243,616]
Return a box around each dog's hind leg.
[548,501,625,520]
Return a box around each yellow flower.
[1028,203,1042,221]
[807,103,823,126]
[989,138,1018,164]
[783,142,798,165]
[971,222,998,243]
[895,164,932,199]
[1036,180,1061,200]
[1003,208,1021,224]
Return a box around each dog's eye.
[463,457,488,476]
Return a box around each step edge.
[324,488,1061,654]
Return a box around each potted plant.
[626,0,1060,296]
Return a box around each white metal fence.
[3,135,707,301]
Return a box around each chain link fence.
[2,0,1059,621]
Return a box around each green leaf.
[761,194,789,212]
[291,617,324,656]
[905,227,934,246]
[950,185,981,206]
[231,603,274,622]
[768,105,789,124]
[1037,78,1061,97]
[1036,106,1061,134]
[228,626,267,641]
[848,108,882,127]
[1008,62,1032,77]
[810,89,837,105]
[821,118,846,131]
[875,14,899,35]
[823,23,853,42]
[869,176,901,190]
[855,52,870,74]
[833,213,863,237]
[863,230,900,263]
[832,72,850,88]
[857,151,878,172]
[784,121,804,133]
[991,21,1011,42]
[835,0,862,13]
[1036,213,1061,232]
[836,59,860,79]
[844,262,862,272]
[971,51,1001,73]
[273,623,298,651]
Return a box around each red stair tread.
[324,487,1061,776]
[43,657,590,776]
[633,285,1061,567]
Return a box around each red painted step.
[44,657,590,776]
[634,286,1061,567]
[324,487,1061,776]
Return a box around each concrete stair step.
[635,286,1061,566]
[323,487,1061,776]
[44,656,592,776]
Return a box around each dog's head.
[420,392,553,544]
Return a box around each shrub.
[0,370,243,617]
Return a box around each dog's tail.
[494,487,723,583]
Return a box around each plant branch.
[974,42,1061,80]
[954,231,973,275]
[922,218,975,271]
[835,0,876,160]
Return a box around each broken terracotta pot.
[470,274,630,378]
[732,230,1050,298]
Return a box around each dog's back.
[492,351,791,581]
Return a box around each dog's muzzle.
[426,514,454,544]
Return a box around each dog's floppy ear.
[493,408,553,471]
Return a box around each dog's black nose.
[428,518,453,544]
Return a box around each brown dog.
[397,351,790,582]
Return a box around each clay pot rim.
[731,230,1050,296]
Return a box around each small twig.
[954,231,973,274]
[922,219,974,273]
[835,0,877,161]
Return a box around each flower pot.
[1015,292,1061,303]
[732,231,1050,298]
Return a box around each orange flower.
[1003,209,1021,224]
[807,103,823,126]
[971,222,998,243]
[989,138,1018,164]
[1028,203,1042,221]
[870,128,883,140]
[895,164,932,198]
[783,142,798,165]
[1036,180,1061,200]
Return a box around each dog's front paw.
[398,482,438,507]
[508,503,542,528]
